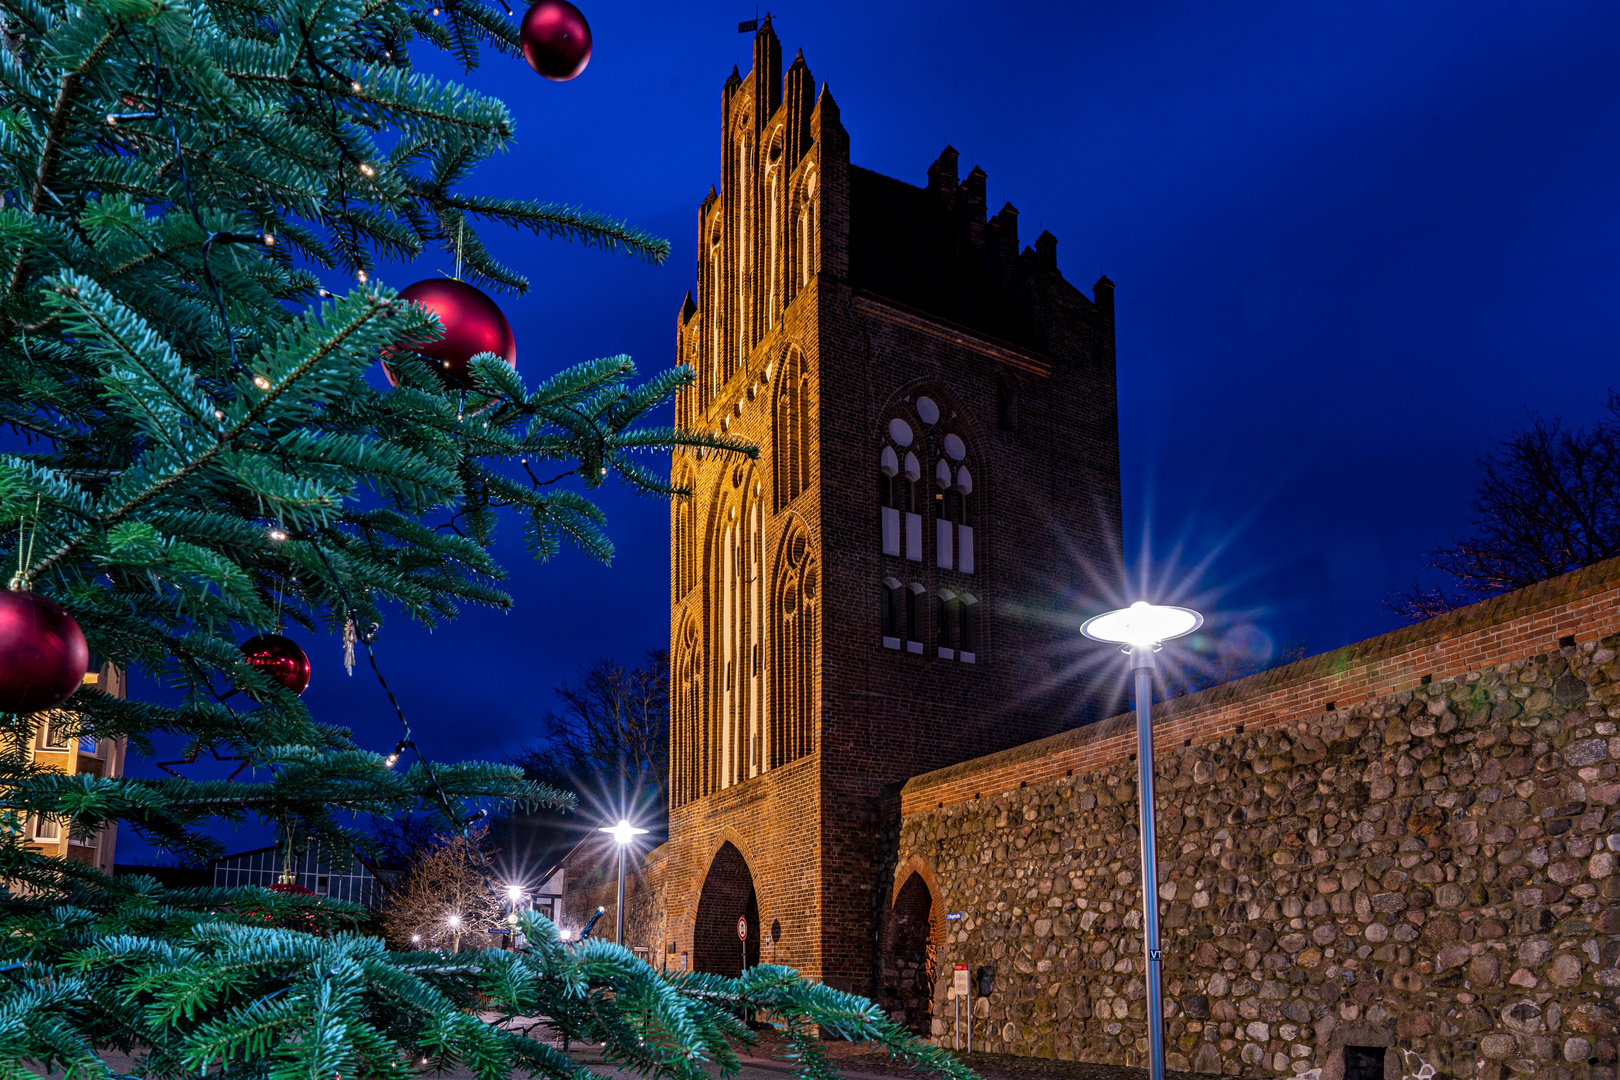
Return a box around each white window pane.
[936,518,954,569]
[882,507,901,556]
[905,513,922,561]
[959,524,974,573]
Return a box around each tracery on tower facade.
[774,348,811,510]
[671,614,703,808]
[878,388,982,662]
[770,516,817,767]
[671,28,827,809]
[702,464,765,794]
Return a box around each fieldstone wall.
[893,634,1620,1079]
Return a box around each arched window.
[798,172,818,287]
[940,431,974,574]
[672,616,703,807]
[766,131,783,328]
[958,592,978,664]
[711,477,763,792]
[673,465,698,600]
[905,582,925,654]
[774,352,809,510]
[707,226,721,405]
[771,524,818,767]
[935,588,956,658]
[736,128,750,373]
[879,416,921,561]
[880,576,903,649]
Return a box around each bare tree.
[1391,397,1620,620]
[512,651,670,803]
[380,831,503,952]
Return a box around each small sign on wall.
[953,964,970,996]
[680,951,688,970]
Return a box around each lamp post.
[598,818,648,946]
[1082,601,1203,1080]
[505,884,524,949]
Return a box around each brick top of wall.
[901,557,1620,815]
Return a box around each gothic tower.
[660,18,1122,996]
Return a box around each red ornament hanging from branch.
[0,588,89,714]
[521,0,592,81]
[383,278,516,390]
[240,633,312,697]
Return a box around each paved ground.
[35,1031,1203,1080]
[573,1031,1207,1080]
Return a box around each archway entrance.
[694,841,760,976]
[882,871,940,1034]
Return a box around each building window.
[776,352,809,510]
[798,172,818,287]
[32,815,60,842]
[771,526,818,768]
[905,582,924,654]
[39,717,70,751]
[959,592,979,663]
[936,590,956,659]
[881,577,903,649]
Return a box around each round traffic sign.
[737,916,747,941]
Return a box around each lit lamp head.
[505,884,523,904]
[445,913,462,929]
[1081,601,1203,669]
[599,818,649,846]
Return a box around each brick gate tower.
[657,18,1123,997]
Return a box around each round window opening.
[915,397,940,425]
[888,418,914,447]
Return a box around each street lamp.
[1082,600,1203,1080]
[598,818,648,946]
[445,912,462,953]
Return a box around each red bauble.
[240,634,311,696]
[520,0,592,81]
[0,589,89,714]
[270,882,317,897]
[384,278,516,390]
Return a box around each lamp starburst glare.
[599,818,648,845]
[1080,600,1202,649]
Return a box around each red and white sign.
[737,916,748,941]
[953,963,970,995]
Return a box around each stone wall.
[891,562,1620,1079]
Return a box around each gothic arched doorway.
[694,841,760,976]
[882,871,941,1034]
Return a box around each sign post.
[953,964,970,1050]
[737,915,748,974]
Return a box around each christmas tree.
[0,0,973,1076]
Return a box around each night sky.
[120,2,1620,860]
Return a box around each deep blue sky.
[121,2,1620,858]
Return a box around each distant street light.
[1082,601,1203,1080]
[598,818,648,946]
[445,912,463,953]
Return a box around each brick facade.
[650,16,1123,993]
